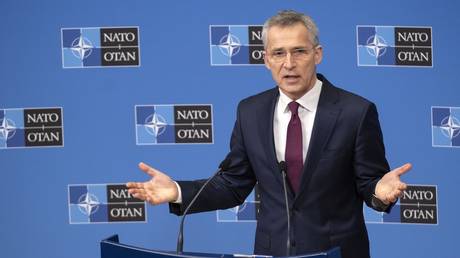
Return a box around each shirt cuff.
[371,194,391,212]
[172,181,182,204]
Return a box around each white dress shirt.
[273,79,323,163]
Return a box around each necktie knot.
[288,101,300,115]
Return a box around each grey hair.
[262,10,320,48]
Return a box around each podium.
[100,235,341,258]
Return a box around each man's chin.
[279,87,306,99]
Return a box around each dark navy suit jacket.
[170,74,390,258]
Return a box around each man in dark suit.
[127,10,411,258]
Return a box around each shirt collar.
[278,78,323,113]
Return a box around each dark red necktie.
[285,101,303,193]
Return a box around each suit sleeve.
[170,101,257,215]
[353,102,392,212]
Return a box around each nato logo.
[135,104,213,145]
[61,26,140,68]
[432,106,460,147]
[357,26,432,67]
[68,184,146,224]
[365,185,438,225]
[217,186,259,222]
[0,107,63,149]
[210,25,264,65]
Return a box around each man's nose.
[283,53,296,69]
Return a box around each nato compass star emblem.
[70,36,93,60]
[77,193,100,216]
[144,113,167,137]
[440,115,460,139]
[366,34,388,57]
[0,118,16,140]
[218,33,241,57]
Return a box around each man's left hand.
[375,163,412,205]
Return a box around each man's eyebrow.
[270,46,309,51]
[270,47,284,51]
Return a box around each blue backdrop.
[1,1,459,258]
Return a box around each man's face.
[264,23,323,100]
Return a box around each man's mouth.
[283,75,301,82]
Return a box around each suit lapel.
[257,88,287,188]
[295,78,341,200]
[256,87,294,192]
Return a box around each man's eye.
[293,49,308,55]
[273,51,285,57]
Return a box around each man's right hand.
[126,162,179,205]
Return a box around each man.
[127,10,410,258]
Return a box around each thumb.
[138,162,159,177]
[394,163,412,176]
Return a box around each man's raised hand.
[126,162,179,205]
[375,163,412,204]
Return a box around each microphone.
[176,158,231,254]
[278,161,291,256]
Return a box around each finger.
[126,182,140,188]
[129,188,143,197]
[398,182,407,190]
[131,192,147,201]
[129,186,148,195]
[129,188,153,202]
[126,182,144,189]
[132,191,154,204]
[394,163,412,176]
[387,192,398,203]
[128,188,142,196]
[139,162,159,177]
[388,189,404,202]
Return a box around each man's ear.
[314,45,323,65]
